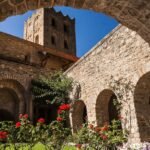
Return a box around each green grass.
[63,145,76,150]
[0,143,76,150]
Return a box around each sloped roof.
[0,32,79,62]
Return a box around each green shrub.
[31,71,73,105]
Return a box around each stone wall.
[0,31,77,121]
[66,25,150,143]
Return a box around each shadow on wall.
[134,72,150,142]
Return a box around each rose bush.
[71,119,127,150]
[0,131,8,142]
[0,103,71,149]
[0,103,129,149]
[0,104,128,150]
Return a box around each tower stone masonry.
[24,8,76,56]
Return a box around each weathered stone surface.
[66,25,150,143]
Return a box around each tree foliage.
[31,71,73,105]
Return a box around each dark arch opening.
[83,105,87,124]
[64,40,69,49]
[0,109,15,121]
[71,100,87,132]
[51,18,56,27]
[108,94,119,124]
[51,35,56,45]
[134,72,150,142]
[96,89,119,126]
[0,88,19,121]
[0,80,26,121]
[33,103,58,125]
[64,24,69,33]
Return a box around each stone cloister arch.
[0,79,26,121]
[71,100,87,132]
[134,72,150,142]
[0,0,150,43]
[96,89,119,126]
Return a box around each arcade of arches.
[66,25,150,144]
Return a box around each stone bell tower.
[24,8,76,56]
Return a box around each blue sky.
[0,6,118,57]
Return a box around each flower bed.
[0,105,127,150]
[0,103,71,149]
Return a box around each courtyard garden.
[0,113,126,150]
[0,72,144,150]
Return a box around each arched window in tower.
[64,40,69,49]
[64,24,69,33]
[51,18,56,27]
[35,15,39,21]
[35,35,39,44]
[51,36,56,45]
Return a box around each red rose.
[59,104,70,111]
[101,135,108,140]
[57,117,63,122]
[94,126,101,132]
[23,114,28,119]
[101,125,109,131]
[0,131,8,139]
[57,109,62,114]
[19,114,23,119]
[37,118,45,124]
[15,122,21,128]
